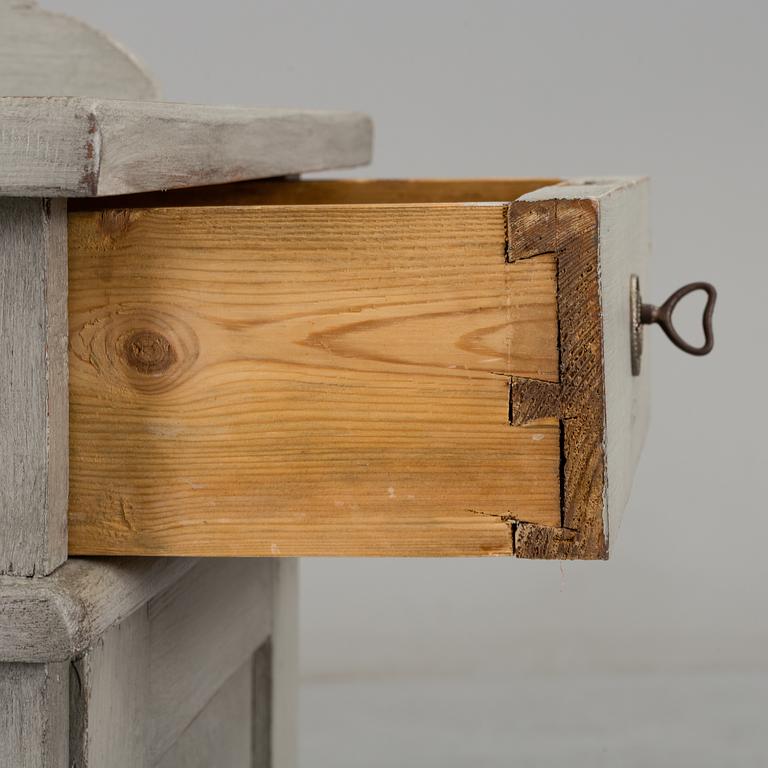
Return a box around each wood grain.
[0,661,69,768]
[67,203,561,556]
[520,179,650,544]
[0,197,68,576]
[0,97,372,197]
[508,196,606,559]
[510,178,651,557]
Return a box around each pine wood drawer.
[66,177,650,559]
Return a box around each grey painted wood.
[0,197,68,576]
[0,0,158,99]
[156,658,253,768]
[65,561,274,767]
[0,6,291,768]
[271,559,299,768]
[70,607,150,767]
[0,4,159,764]
[251,640,273,768]
[0,97,373,198]
[520,178,651,544]
[0,557,196,662]
[0,661,69,768]
[0,0,159,582]
[592,179,651,541]
[148,559,272,763]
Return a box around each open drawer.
[67,177,650,559]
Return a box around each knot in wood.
[123,330,176,375]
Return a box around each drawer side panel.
[68,204,560,556]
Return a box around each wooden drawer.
[66,177,650,560]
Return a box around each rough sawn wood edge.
[508,177,649,560]
[508,186,605,559]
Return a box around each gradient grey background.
[42,2,766,765]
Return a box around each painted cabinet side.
[0,198,68,576]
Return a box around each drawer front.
[67,178,649,559]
